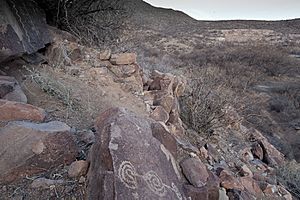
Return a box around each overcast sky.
[145,0,300,20]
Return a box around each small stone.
[79,176,86,184]
[99,49,111,60]
[68,160,89,178]
[199,146,209,160]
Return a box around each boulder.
[0,76,27,103]
[0,121,78,183]
[110,53,137,65]
[87,108,185,200]
[0,0,52,63]
[0,100,46,122]
[180,157,209,188]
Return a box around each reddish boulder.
[87,108,185,200]
[0,121,78,183]
[180,157,209,188]
[0,100,46,122]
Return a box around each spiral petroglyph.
[118,161,138,189]
[143,171,166,197]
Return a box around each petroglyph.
[118,160,183,199]
[118,161,138,189]
[143,170,167,197]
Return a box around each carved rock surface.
[87,107,185,200]
[0,0,52,63]
[0,121,77,183]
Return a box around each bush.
[180,67,227,134]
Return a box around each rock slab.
[0,99,46,122]
[87,107,185,200]
[0,121,78,183]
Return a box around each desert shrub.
[180,67,228,134]
[277,161,300,199]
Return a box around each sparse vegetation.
[277,161,300,199]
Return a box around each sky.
[145,0,300,21]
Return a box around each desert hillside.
[0,0,299,199]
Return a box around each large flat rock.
[0,0,52,63]
[87,107,186,200]
[0,121,78,183]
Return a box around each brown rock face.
[0,121,78,183]
[0,0,52,63]
[87,108,185,200]
[110,53,137,65]
[0,100,46,122]
[0,76,27,103]
[180,157,209,188]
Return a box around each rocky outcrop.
[0,121,78,183]
[0,0,51,63]
[87,107,185,200]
